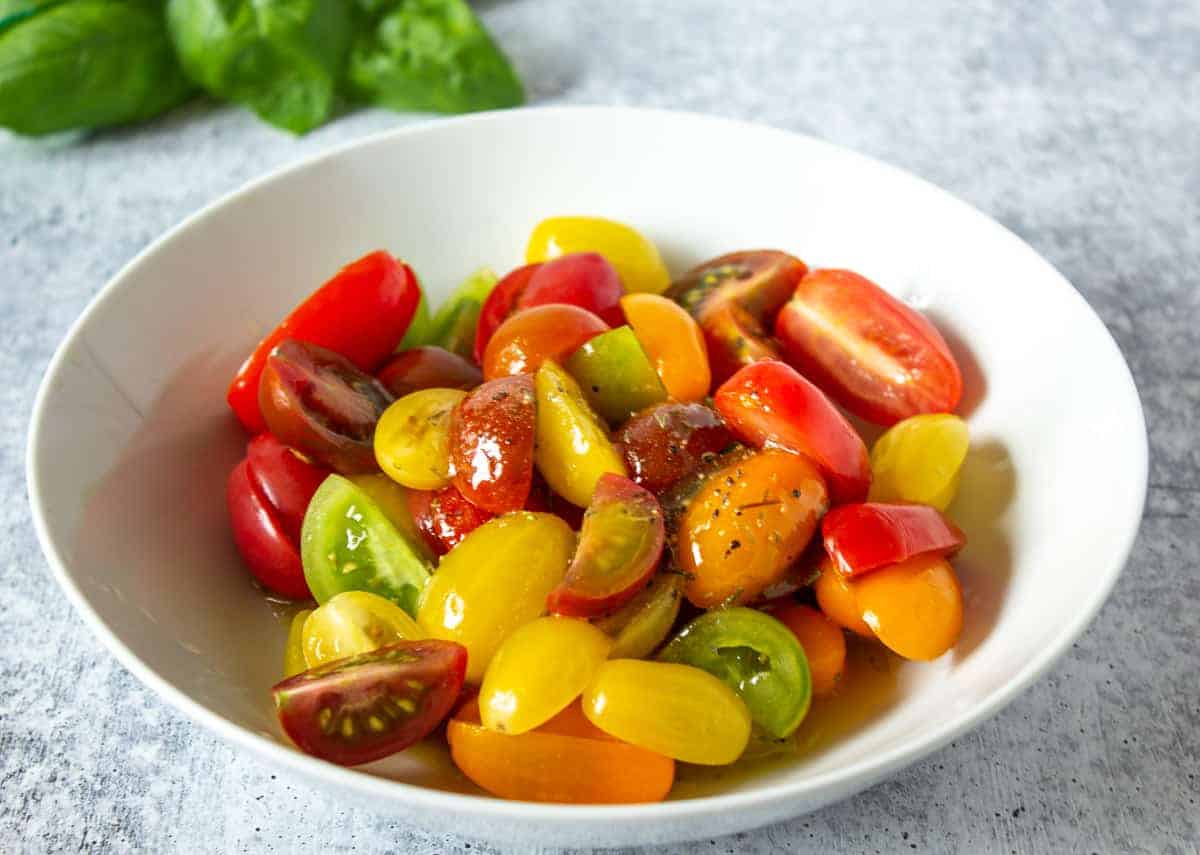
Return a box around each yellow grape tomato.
[527,216,670,295]
[869,414,969,510]
[374,388,467,490]
[301,590,423,668]
[479,616,612,735]
[283,609,312,678]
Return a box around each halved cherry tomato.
[347,474,434,565]
[547,474,664,618]
[527,216,671,295]
[373,388,466,490]
[407,484,494,556]
[615,402,733,494]
[676,449,828,608]
[227,459,309,599]
[259,339,393,474]
[666,250,808,385]
[302,590,424,668]
[448,374,537,513]
[244,434,330,543]
[593,572,684,659]
[822,502,965,578]
[762,601,846,697]
[448,698,675,803]
[473,263,542,365]
[229,251,419,433]
[525,473,586,529]
[852,555,963,660]
[273,639,466,766]
[813,558,874,638]
[869,413,969,510]
[565,326,667,424]
[376,346,482,399]
[483,304,609,380]
[283,609,312,678]
[425,268,498,359]
[518,252,625,326]
[714,360,870,504]
[619,293,710,401]
[774,269,963,425]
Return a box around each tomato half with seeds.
[616,402,733,494]
[407,484,495,556]
[376,346,482,399]
[518,252,625,326]
[473,263,543,365]
[273,639,466,766]
[448,374,537,513]
[822,502,965,578]
[259,339,393,474]
[483,304,609,380]
[774,269,963,425]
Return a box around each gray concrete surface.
[2,0,1197,852]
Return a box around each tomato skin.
[813,558,874,637]
[526,216,671,295]
[283,609,312,678]
[565,326,668,424]
[448,374,537,513]
[852,555,963,660]
[714,360,870,505]
[615,402,734,494]
[822,502,965,578]
[244,434,330,543]
[593,572,684,659]
[227,459,310,599]
[228,251,420,433]
[518,252,625,326]
[774,269,963,425]
[619,293,711,402]
[473,263,543,365]
[762,601,846,697]
[869,413,969,510]
[407,484,495,556]
[374,388,466,490]
[483,304,609,380]
[302,590,424,668]
[376,346,482,399]
[273,639,466,766]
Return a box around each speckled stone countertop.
[3,1,1197,852]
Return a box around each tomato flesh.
[376,346,482,399]
[407,484,495,556]
[822,502,965,578]
[227,459,310,599]
[373,388,466,490]
[593,572,684,659]
[518,252,625,326]
[273,639,466,766]
[483,303,609,380]
[616,402,733,494]
[619,293,711,402]
[301,590,424,668]
[762,601,846,697]
[449,374,537,513]
[564,326,668,424]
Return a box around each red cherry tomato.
[376,346,482,399]
[821,502,965,578]
[228,251,420,433]
[272,639,467,766]
[226,459,310,599]
[714,360,870,504]
[482,304,609,380]
[518,252,625,326]
[448,374,537,513]
[774,269,963,425]
[408,484,495,556]
[474,263,542,364]
[245,434,330,543]
[615,402,734,494]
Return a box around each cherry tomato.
[813,558,874,638]
[582,659,751,765]
[869,413,969,510]
[822,502,965,578]
[619,293,711,401]
[425,268,498,359]
[593,572,684,659]
[417,512,575,682]
[229,250,419,433]
[666,250,808,384]
[283,609,312,678]
[376,346,482,399]
[534,360,628,507]
[373,388,466,490]
[615,402,733,494]
[852,555,963,660]
[774,269,963,425]
[272,639,466,766]
[483,304,609,380]
[407,484,494,556]
[518,252,625,326]
[763,601,846,697]
[448,374,537,513]
[525,473,586,530]
[659,607,811,738]
[527,216,671,295]
[479,616,612,734]
[547,474,664,618]
[227,459,309,599]
[473,263,542,365]
[259,339,393,474]
[302,590,424,668]
[244,434,330,543]
[676,449,828,608]
[714,360,870,504]
[448,699,675,803]
[564,326,667,424]
[346,473,434,565]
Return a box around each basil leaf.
[166,0,353,134]
[0,0,63,36]
[347,0,523,114]
[0,0,193,136]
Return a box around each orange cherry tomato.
[851,554,963,661]
[619,293,710,402]
[447,699,675,804]
[763,602,847,696]
[482,304,609,380]
[813,558,874,638]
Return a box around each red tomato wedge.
[408,484,495,556]
[821,502,965,578]
[376,346,482,399]
[244,434,330,543]
[228,251,420,433]
[448,374,537,513]
[714,360,870,504]
[774,269,963,426]
[518,252,625,326]
[473,263,542,365]
[273,640,467,766]
[547,474,665,618]
[226,459,310,599]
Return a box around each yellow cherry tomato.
[480,616,612,735]
[852,555,964,661]
[582,659,752,765]
[282,609,312,678]
[301,590,423,668]
[374,388,466,490]
[417,512,575,682]
[869,414,969,511]
[527,216,670,295]
[619,294,711,402]
[534,360,627,507]
[594,573,684,659]
[347,473,434,563]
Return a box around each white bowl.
[27,106,1147,848]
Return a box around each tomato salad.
[227,215,971,802]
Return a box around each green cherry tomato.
[658,607,812,739]
[565,326,667,424]
[301,474,433,616]
[428,268,499,359]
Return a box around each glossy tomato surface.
[244,433,330,543]
[821,502,965,577]
[227,459,309,599]
[526,215,671,295]
[518,252,625,326]
[449,374,537,513]
[616,402,733,494]
[407,484,495,555]
[375,346,482,399]
[473,263,542,365]
[483,304,609,380]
